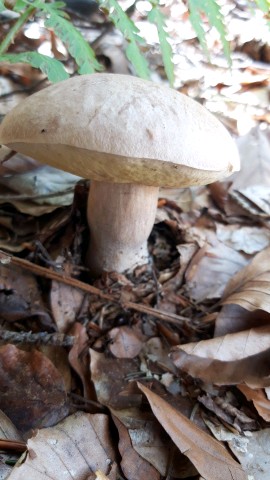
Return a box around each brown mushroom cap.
[0,73,240,187]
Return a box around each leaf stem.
[0,5,35,55]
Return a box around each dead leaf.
[238,384,270,422]
[0,344,68,432]
[0,263,52,325]
[8,412,118,480]
[185,241,248,301]
[228,428,270,480]
[232,127,270,190]
[171,325,270,388]
[221,247,270,312]
[112,414,160,480]
[68,323,97,403]
[215,304,270,337]
[216,224,270,255]
[108,326,143,359]
[90,349,141,409]
[138,383,246,480]
[112,407,196,478]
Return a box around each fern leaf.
[0,1,6,12]
[148,1,174,86]
[44,13,102,74]
[187,0,231,64]
[0,52,69,82]
[98,0,150,79]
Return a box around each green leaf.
[0,52,69,82]
[98,0,150,79]
[14,0,28,11]
[254,0,270,13]
[148,1,174,86]
[44,12,102,73]
[187,0,231,65]
[0,0,6,12]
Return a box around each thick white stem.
[87,181,159,275]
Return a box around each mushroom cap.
[0,73,240,188]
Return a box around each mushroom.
[0,73,240,275]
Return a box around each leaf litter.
[1,1,270,479]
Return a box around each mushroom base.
[86,181,159,275]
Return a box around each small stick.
[0,250,188,326]
[0,329,74,347]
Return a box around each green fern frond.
[98,0,150,79]
[22,0,102,73]
[187,0,231,64]
[148,1,174,86]
[0,1,6,12]
[45,13,102,74]
[0,52,69,82]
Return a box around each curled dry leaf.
[112,407,196,478]
[112,414,160,480]
[221,246,270,312]
[8,412,118,480]
[138,384,246,480]
[0,344,68,432]
[214,304,270,337]
[171,325,270,388]
[238,384,270,422]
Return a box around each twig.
[0,439,26,453]
[0,250,189,325]
[0,329,74,347]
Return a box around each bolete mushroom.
[0,73,240,275]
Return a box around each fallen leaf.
[171,325,270,388]
[185,241,247,301]
[112,414,160,480]
[0,263,52,325]
[138,383,246,480]
[228,428,270,480]
[221,247,270,312]
[232,127,270,190]
[0,344,68,432]
[108,326,143,359]
[215,304,270,337]
[238,384,270,422]
[216,224,270,255]
[112,406,196,478]
[8,412,118,480]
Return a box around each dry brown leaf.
[138,383,246,480]
[69,323,97,403]
[0,410,24,480]
[238,384,270,422]
[108,326,143,359]
[112,406,196,478]
[8,412,118,480]
[51,278,87,333]
[222,247,270,312]
[232,127,270,190]
[215,304,270,337]
[90,349,141,409]
[185,241,247,301]
[112,414,161,480]
[0,263,52,325]
[0,344,68,432]
[228,428,270,480]
[171,325,270,388]
[216,224,270,255]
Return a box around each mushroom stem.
[86,181,159,275]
